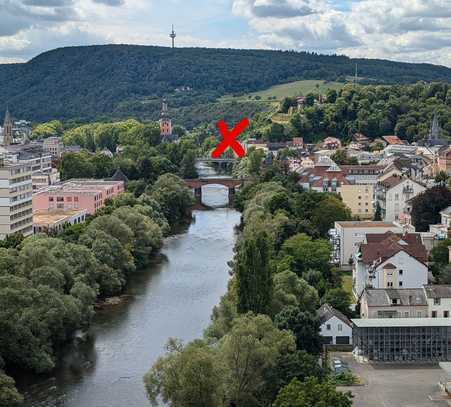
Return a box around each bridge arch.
[184,178,244,206]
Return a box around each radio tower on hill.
[170,25,176,49]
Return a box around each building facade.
[376,175,426,222]
[360,288,428,319]
[0,155,33,239]
[33,208,87,234]
[340,184,374,219]
[33,179,124,215]
[424,285,451,319]
[353,232,428,298]
[353,318,451,363]
[330,221,402,267]
[318,303,353,345]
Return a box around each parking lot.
[333,353,450,407]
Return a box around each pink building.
[33,179,125,215]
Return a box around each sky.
[0,0,451,67]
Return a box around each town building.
[0,154,33,239]
[43,137,64,158]
[352,231,428,298]
[330,221,403,267]
[160,99,175,141]
[375,174,426,222]
[318,303,353,345]
[424,285,451,319]
[339,184,374,219]
[33,208,87,234]
[428,206,451,240]
[322,137,341,150]
[33,179,124,215]
[352,317,451,362]
[32,168,61,191]
[360,288,428,319]
[438,146,451,176]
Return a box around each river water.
[19,167,240,407]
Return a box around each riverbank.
[18,208,241,407]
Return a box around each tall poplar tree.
[236,229,273,315]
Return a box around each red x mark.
[212,118,249,159]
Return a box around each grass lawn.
[221,80,344,102]
[340,270,355,303]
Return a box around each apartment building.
[330,221,402,267]
[375,174,426,222]
[424,285,451,319]
[43,137,64,158]
[0,155,33,239]
[33,179,124,215]
[353,231,428,298]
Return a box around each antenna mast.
[170,25,176,49]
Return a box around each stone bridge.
[184,178,244,204]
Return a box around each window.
[434,298,441,305]
[326,324,331,331]
[66,197,72,202]
[404,312,409,318]
[399,281,403,287]
[338,324,342,332]
[399,269,403,276]
[49,197,54,202]
[432,311,437,318]
[57,196,64,202]
[74,196,79,202]
[444,311,449,318]
[417,312,422,317]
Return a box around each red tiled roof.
[382,135,404,145]
[298,165,351,188]
[360,231,427,265]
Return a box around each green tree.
[149,174,193,226]
[236,229,273,315]
[220,313,295,406]
[261,351,326,404]
[274,377,353,407]
[411,187,451,232]
[374,201,382,221]
[144,339,223,407]
[323,288,352,318]
[271,270,319,316]
[280,234,331,276]
[0,371,23,407]
[275,306,322,354]
[311,195,352,237]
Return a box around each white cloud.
[232,0,451,66]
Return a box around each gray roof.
[318,303,352,327]
[352,318,451,328]
[424,285,451,299]
[440,206,451,216]
[363,288,427,307]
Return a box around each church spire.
[428,112,441,142]
[2,107,13,146]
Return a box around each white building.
[331,221,403,268]
[424,285,451,318]
[0,154,33,239]
[376,175,426,222]
[353,232,428,298]
[318,303,353,345]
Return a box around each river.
[18,167,240,407]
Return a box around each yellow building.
[340,184,374,219]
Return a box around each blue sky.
[0,0,450,66]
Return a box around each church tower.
[2,108,13,146]
[159,99,173,140]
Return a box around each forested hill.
[1,44,451,124]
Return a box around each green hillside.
[222,80,344,101]
[0,45,451,126]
